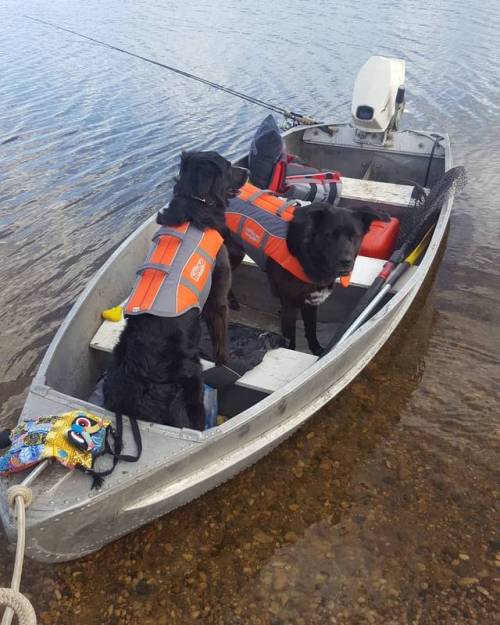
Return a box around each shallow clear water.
[0,1,499,623]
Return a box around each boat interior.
[32,110,447,437]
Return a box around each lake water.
[0,1,499,623]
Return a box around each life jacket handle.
[152,227,186,242]
[136,262,172,276]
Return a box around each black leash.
[25,15,321,127]
[83,413,143,489]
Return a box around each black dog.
[228,203,389,356]
[103,151,248,430]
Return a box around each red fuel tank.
[360,217,400,260]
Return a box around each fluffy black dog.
[103,151,248,430]
[228,203,389,355]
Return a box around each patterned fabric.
[0,410,111,475]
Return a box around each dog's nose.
[338,257,352,269]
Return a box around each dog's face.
[179,151,248,205]
[290,203,390,281]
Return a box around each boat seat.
[90,320,316,394]
[90,318,211,367]
[286,162,423,210]
[341,176,422,209]
[242,253,387,289]
[234,348,317,393]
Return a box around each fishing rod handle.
[338,282,392,344]
[289,112,319,125]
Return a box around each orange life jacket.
[225,183,312,283]
[125,223,223,317]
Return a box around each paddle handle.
[338,280,393,344]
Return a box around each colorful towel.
[0,410,110,475]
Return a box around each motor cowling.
[351,56,405,139]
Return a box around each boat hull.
[0,126,455,562]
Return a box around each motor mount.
[351,56,406,143]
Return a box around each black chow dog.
[103,151,248,430]
[228,202,389,356]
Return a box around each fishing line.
[25,15,330,126]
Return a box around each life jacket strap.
[257,231,271,254]
[246,189,269,203]
[196,246,217,264]
[180,276,202,296]
[276,199,300,217]
[136,262,172,275]
[152,227,187,242]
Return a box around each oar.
[336,227,433,344]
[203,364,241,389]
[322,227,432,354]
[322,166,466,354]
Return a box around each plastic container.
[203,384,218,429]
[360,217,400,259]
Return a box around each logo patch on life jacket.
[190,257,206,282]
[243,224,263,245]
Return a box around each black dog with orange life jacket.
[226,183,389,355]
[103,151,248,430]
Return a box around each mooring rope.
[0,486,36,625]
[0,461,49,625]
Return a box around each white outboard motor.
[351,56,405,144]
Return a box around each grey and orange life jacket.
[125,223,223,317]
[225,182,312,283]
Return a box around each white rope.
[0,464,47,625]
[0,588,36,625]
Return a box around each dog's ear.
[193,161,218,199]
[308,204,330,228]
[354,205,391,232]
[230,166,249,190]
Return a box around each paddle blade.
[203,365,240,389]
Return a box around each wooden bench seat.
[235,348,317,393]
[242,253,387,289]
[90,319,317,394]
[301,127,426,209]
[341,176,420,208]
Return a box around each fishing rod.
[25,15,325,126]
